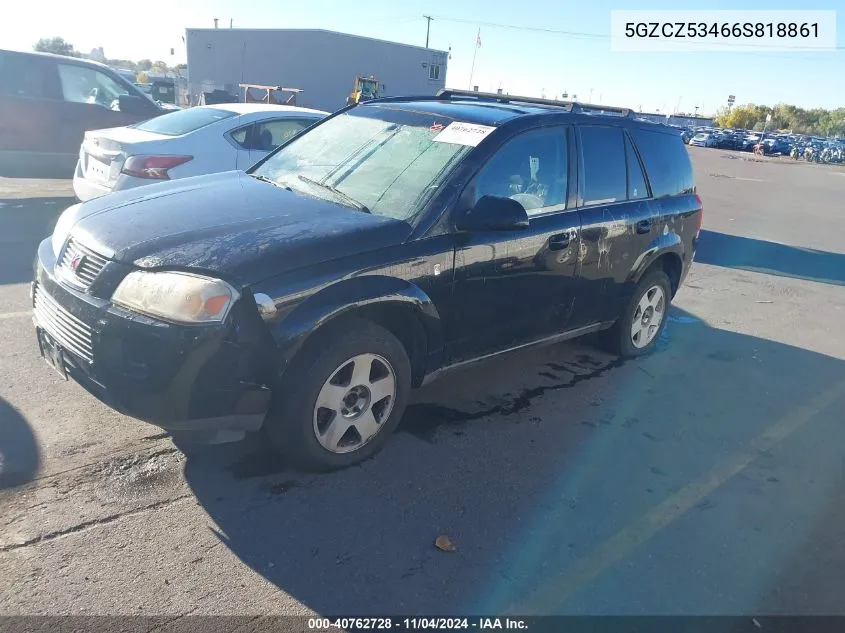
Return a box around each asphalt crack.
[0,494,192,552]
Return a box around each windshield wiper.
[297,175,370,213]
[250,174,291,191]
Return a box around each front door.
[448,125,581,364]
[52,61,158,158]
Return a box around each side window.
[0,53,46,99]
[429,65,441,80]
[474,127,568,215]
[57,64,130,108]
[579,125,626,206]
[252,118,313,151]
[229,124,252,149]
[629,127,695,198]
[625,133,649,200]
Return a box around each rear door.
[0,51,66,177]
[229,117,321,169]
[247,117,320,165]
[569,124,659,328]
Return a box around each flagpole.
[468,28,480,89]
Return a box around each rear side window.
[0,53,46,98]
[132,107,236,136]
[252,118,315,151]
[580,126,626,206]
[630,127,695,198]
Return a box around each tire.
[601,269,672,358]
[264,318,412,472]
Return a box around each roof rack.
[435,89,634,118]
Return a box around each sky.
[2,0,843,115]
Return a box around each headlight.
[112,271,240,324]
[51,203,82,257]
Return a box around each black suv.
[33,90,702,471]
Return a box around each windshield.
[252,108,473,221]
[131,107,236,136]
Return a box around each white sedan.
[72,103,328,201]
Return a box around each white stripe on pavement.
[0,310,32,320]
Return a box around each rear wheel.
[601,269,671,357]
[264,319,411,472]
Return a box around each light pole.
[423,15,433,48]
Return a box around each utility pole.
[423,15,433,48]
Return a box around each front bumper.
[33,238,274,433]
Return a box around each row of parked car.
[681,125,845,162]
[0,48,329,181]
[18,54,704,470]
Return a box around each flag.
[476,28,482,48]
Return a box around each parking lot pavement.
[1,151,845,616]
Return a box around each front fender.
[268,275,443,370]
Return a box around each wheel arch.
[629,233,685,298]
[268,275,443,387]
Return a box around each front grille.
[33,284,94,363]
[58,238,108,289]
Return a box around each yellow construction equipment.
[346,76,380,106]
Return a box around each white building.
[185,28,449,112]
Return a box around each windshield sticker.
[432,121,496,147]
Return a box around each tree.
[150,60,169,74]
[137,59,152,71]
[136,71,149,84]
[106,59,137,71]
[34,37,79,57]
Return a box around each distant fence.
[636,113,715,128]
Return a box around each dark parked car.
[0,49,162,178]
[713,133,741,150]
[32,90,702,471]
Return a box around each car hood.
[70,171,413,284]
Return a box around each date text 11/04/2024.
[307,618,528,630]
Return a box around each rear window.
[132,107,236,136]
[630,127,695,199]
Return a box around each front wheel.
[601,269,671,357]
[264,319,411,472]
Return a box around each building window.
[429,64,440,80]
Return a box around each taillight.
[694,194,703,238]
[121,155,193,180]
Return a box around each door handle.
[548,231,574,251]
[635,219,652,234]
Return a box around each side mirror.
[118,94,153,115]
[456,195,530,232]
